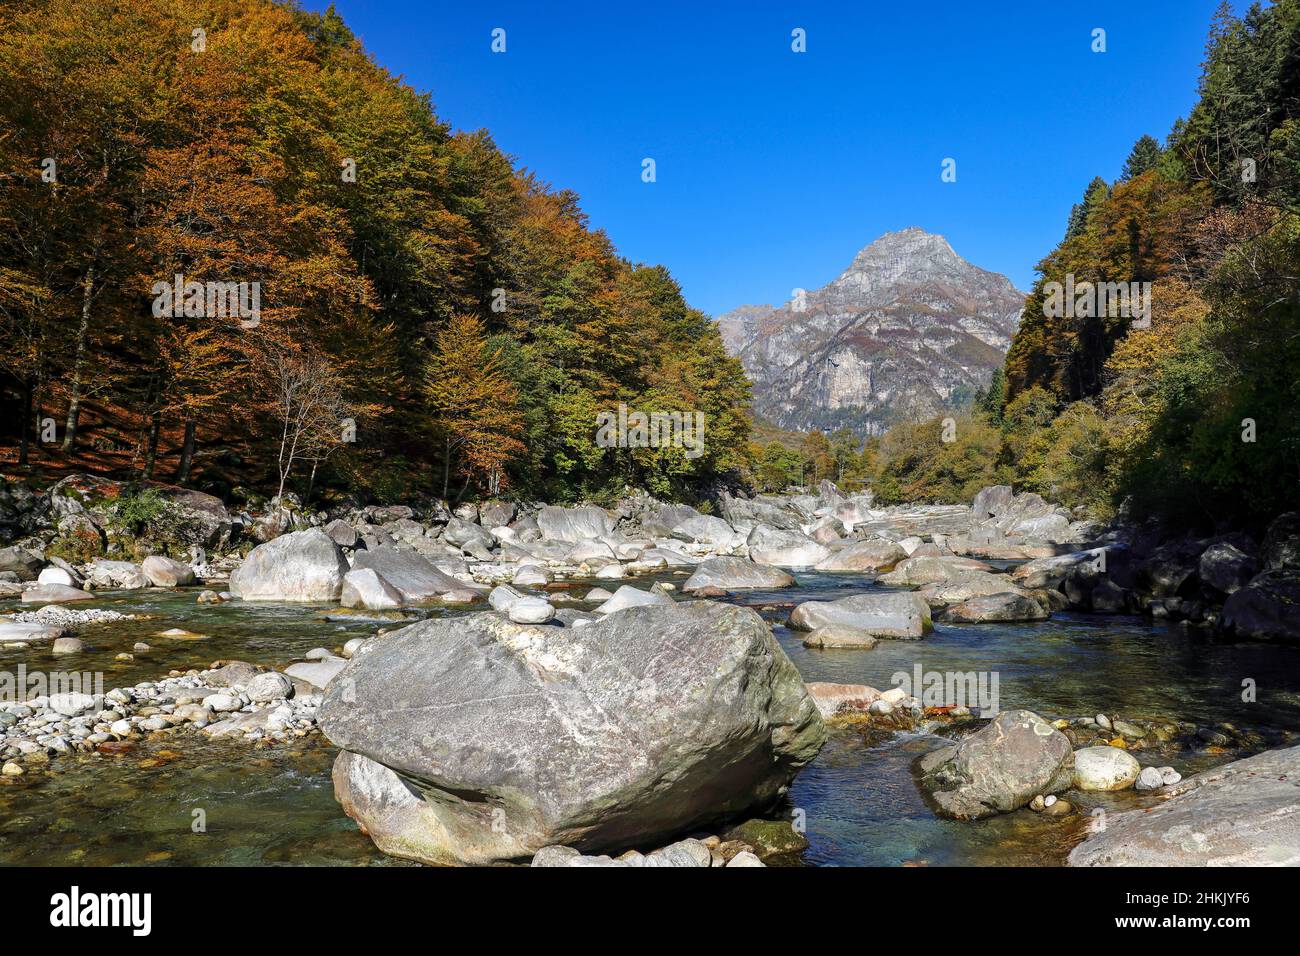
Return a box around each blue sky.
[304,0,1240,315]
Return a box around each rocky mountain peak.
[717,229,1024,436]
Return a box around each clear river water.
[4,568,1300,867]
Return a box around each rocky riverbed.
[2,477,1300,866]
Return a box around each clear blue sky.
[304,0,1240,315]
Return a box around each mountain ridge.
[717,227,1025,436]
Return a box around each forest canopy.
[0,0,752,505]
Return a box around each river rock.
[37,566,79,588]
[1220,570,1300,645]
[917,710,1074,819]
[1262,512,1300,571]
[141,555,195,587]
[507,597,555,624]
[20,584,94,603]
[350,544,474,601]
[672,515,745,551]
[681,557,794,592]
[0,621,63,642]
[1069,744,1300,866]
[324,518,360,549]
[1072,746,1141,791]
[1010,550,1103,590]
[878,555,993,587]
[85,559,149,590]
[814,538,907,572]
[0,546,43,581]
[340,568,405,610]
[229,529,349,602]
[285,657,348,690]
[319,602,826,864]
[746,526,830,567]
[801,625,879,649]
[51,637,85,653]
[1198,542,1257,595]
[940,591,1050,623]
[918,571,1030,607]
[536,505,615,543]
[1135,766,1165,791]
[803,683,883,717]
[789,592,931,639]
[246,671,294,703]
[593,585,674,615]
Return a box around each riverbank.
[3,477,1300,866]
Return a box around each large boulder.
[918,571,1034,608]
[1262,513,1300,571]
[0,546,43,581]
[789,592,931,638]
[971,485,1015,520]
[479,500,517,530]
[681,557,793,593]
[1220,570,1300,645]
[814,538,906,573]
[878,555,992,587]
[229,529,349,602]
[1010,550,1103,590]
[671,515,745,552]
[141,554,195,587]
[84,559,149,590]
[319,602,826,864]
[1198,542,1257,595]
[350,545,476,601]
[940,591,1050,623]
[1069,745,1300,866]
[20,583,95,603]
[536,505,615,543]
[746,526,830,568]
[916,710,1074,819]
[341,568,405,610]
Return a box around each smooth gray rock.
[285,657,348,690]
[682,557,794,592]
[20,584,94,604]
[917,710,1074,819]
[536,505,615,543]
[85,559,149,590]
[814,538,906,572]
[940,591,1050,623]
[141,555,195,587]
[230,530,349,602]
[1220,570,1300,645]
[1069,745,1300,866]
[319,602,826,864]
[789,592,931,638]
[746,526,830,567]
[340,568,405,610]
[593,585,673,615]
[350,544,475,601]
[507,597,555,624]
[1072,746,1140,791]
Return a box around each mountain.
[717,228,1024,436]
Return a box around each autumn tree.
[425,314,524,499]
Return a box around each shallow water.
[3,569,1300,867]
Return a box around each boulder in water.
[229,529,349,602]
[319,602,826,864]
[917,710,1074,819]
[681,557,794,592]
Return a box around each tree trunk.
[18,379,32,466]
[442,435,451,500]
[143,412,161,480]
[176,419,196,483]
[61,262,96,454]
[305,460,319,505]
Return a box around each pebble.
[1135,766,1165,790]
[1095,714,1112,731]
[2,761,23,776]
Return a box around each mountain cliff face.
[717,228,1024,436]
